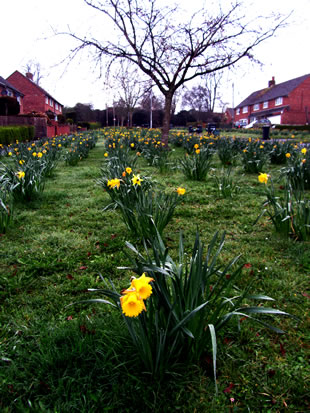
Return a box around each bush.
[274,124,310,132]
[89,122,101,130]
[0,126,35,145]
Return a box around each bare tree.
[182,72,223,122]
[65,0,288,144]
[109,60,146,126]
[140,90,164,112]
[114,97,128,126]
[182,85,211,114]
[24,61,44,85]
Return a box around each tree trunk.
[129,111,133,128]
[162,93,173,146]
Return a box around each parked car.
[244,118,271,129]
[234,120,248,128]
[188,125,203,134]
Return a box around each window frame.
[275,97,283,106]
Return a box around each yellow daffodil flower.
[177,187,186,195]
[120,290,145,317]
[132,174,143,186]
[258,173,269,184]
[107,178,121,189]
[130,273,154,300]
[16,171,25,179]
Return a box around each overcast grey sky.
[1,0,309,111]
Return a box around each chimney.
[268,76,275,87]
[26,72,33,81]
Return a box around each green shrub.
[275,124,310,132]
[0,126,35,145]
[89,122,101,130]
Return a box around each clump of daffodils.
[120,273,154,317]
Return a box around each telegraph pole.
[150,85,153,129]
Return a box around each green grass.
[0,135,309,412]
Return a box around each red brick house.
[0,76,24,113]
[6,71,63,119]
[4,70,70,138]
[234,74,310,126]
[224,107,234,125]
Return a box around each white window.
[236,108,240,115]
[263,101,268,109]
[275,97,283,106]
[242,106,248,114]
[45,96,48,104]
[55,103,58,110]
[59,106,62,113]
[17,96,21,103]
[50,98,53,107]
[7,90,13,97]
[253,103,259,111]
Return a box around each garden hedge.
[0,125,35,145]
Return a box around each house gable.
[0,75,24,113]
[6,70,63,116]
[234,74,310,125]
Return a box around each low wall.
[47,124,70,138]
[0,116,71,139]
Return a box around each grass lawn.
[0,132,309,412]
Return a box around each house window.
[275,97,283,106]
[59,106,62,113]
[7,90,13,97]
[45,96,48,104]
[17,96,21,103]
[236,108,240,115]
[55,103,58,110]
[253,103,259,111]
[50,98,53,107]
[242,106,248,114]
[263,101,268,109]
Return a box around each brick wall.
[7,72,46,113]
[7,71,63,116]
